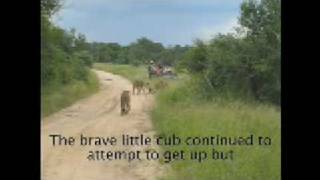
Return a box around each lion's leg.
[141,86,145,95]
[144,87,147,95]
[127,101,131,112]
[121,104,125,115]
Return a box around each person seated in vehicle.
[148,60,155,78]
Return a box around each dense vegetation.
[180,0,280,105]
[150,1,281,179]
[41,0,98,117]
[88,38,190,66]
[91,0,281,105]
[41,2,93,88]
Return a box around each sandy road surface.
[41,70,166,180]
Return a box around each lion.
[120,90,131,115]
[132,80,145,95]
[154,80,168,90]
[144,82,155,94]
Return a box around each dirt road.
[41,70,166,180]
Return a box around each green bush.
[179,0,280,105]
[41,0,99,117]
[41,70,99,117]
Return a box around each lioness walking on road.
[120,90,131,115]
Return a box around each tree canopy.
[180,0,280,104]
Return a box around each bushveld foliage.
[41,0,98,117]
[180,0,280,104]
[41,3,93,88]
[89,38,190,66]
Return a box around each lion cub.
[120,90,131,115]
[155,80,168,90]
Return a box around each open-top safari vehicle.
[148,61,177,79]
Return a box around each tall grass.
[41,70,99,118]
[93,63,148,82]
[152,82,281,180]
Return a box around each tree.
[41,0,62,17]
[180,40,208,73]
[41,0,93,88]
[179,0,281,104]
[127,37,165,65]
[239,0,281,102]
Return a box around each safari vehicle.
[148,61,177,79]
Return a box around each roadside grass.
[93,63,280,180]
[93,63,186,88]
[41,70,99,118]
[93,63,148,82]
[152,83,281,180]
